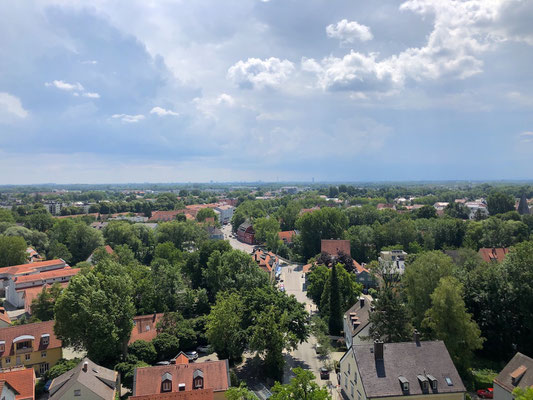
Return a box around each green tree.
[196,208,217,222]
[306,265,329,307]
[270,368,331,400]
[328,263,342,335]
[402,251,454,329]
[156,220,208,250]
[128,340,157,364]
[115,355,149,389]
[0,208,15,223]
[253,217,280,244]
[26,211,54,232]
[45,358,81,381]
[415,205,437,219]
[487,192,515,215]
[225,384,259,400]
[54,261,136,364]
[152,333,180,361]
[422,276,484,372]
[156,312,197,351]
[30,283,64,321]
[369,286,412,342]
[48,240,72,263]
[514,387,533,400]
[0,235,27,267]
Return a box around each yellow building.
[0,320,63,376]
[340,335,465,400]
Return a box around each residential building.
[433,202,449,211]
[149,211,185,222]
[237,222,255,245]
[353,261,376,288]
[377,204,396,211]
[48,358,119,400]
[129,313,164,345]
[25,248,42,264]
[478,248,509,263]
[252,249,279,281]
[299,206,320,215]
[0,368,36,400]
[0,320,63,376]
[343,296,373,349]
[278,231,296,245]
[0,307,12,328]
[0,379,18,400]
[379,250,407,275]
[131,358,230,400]
[339,337,466,400]
[23,283,69,315]
[321,239,351,257]
[43,202,62,215]
[465,201,489,219]
[5,267,79,309]
[214,205,234,225]
[206,226,224,240]
[494,352,533,400]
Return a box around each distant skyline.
[1,0,533,184]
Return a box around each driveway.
[221,224,254,253]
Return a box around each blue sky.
[1,0,533,184]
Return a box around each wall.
[55,381,112,400]
[493,383,513,400]
[0,385,17,400]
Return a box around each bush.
[128,340,157,364]
[471,368,497,390]
[152,333,180,361]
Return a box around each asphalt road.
[221,224,254,253]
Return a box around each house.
[206,226,224,241]
[0,379,18,400]
[129,313,164,345]
[379,250,407,275]
[433,202,449,211]
[465,201,489,219]
[131,358,230,400]
[86,245,115,264]
[22,282,69,315]
[90,221,109,231]
[237,222,255,245]
[0,368,36,400]
[299,207,320,216]
[494,352,533,400]
[377,204,396,211]
[339,337,466,400]
[479,248,509,263]
[0,307,12,328]
[25,248,42,263]
[5,268,80,309]
[149,211,183,222]
[321,239,351,257]
[252,249,279,281]
[278,231,296,245]
[353,261,376,288]
[0,320,63,376]
[48,358,119,400]
[214,205,234,225]
[343,296,373,349]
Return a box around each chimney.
[82,361,88,372]
[360,297,365,308]
[413,330,420,346]
[374,340,384,361]
[153,312,157,322]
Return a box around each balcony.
[15,346,33,354]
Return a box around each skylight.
[445,377,453,386]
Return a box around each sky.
[1,0,533,184]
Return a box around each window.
[41,351,47,358]
[74,389,81,396]
[422,381,428,391]
[432,381,438,390]
[162,381,172,392]
[178,384,186,392]
[42,336,49,346]
[445,377,453,386]
[403,383,409,391]
[25,354,31,361]
[5,357,10,364]
[194,376,204,389]
[39,362,49,375]
[345,377,348,389]
[16,356,21,365]
[351,383,354,398]
[354,372,357,384]
[0,343,4,352]
[358,391,362,400]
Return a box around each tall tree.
[31,283,64,321]
[369,286,412,342]
[487,192,515,215]
[422,276,484,373]
[253,217,280,244]
[270,368,331,400]
[0,235,27,267]
[328,263,342,335]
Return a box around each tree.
[402,251,454,329]
[54,260,136,365]
[26,211,54,232]
[115,355,149,389]
[306,265,329,307]
[514,387,533,400]
[225,384,259,400]
[415,205,437,219]
[152,333,180,361]
[328,263,342,335]
[253,217,280,245]
[444,202,470,219]
[31,283,64,321]
[206,292,246,362]
[270,368,331,400]
[156,220,208,251]
[0,235,27,267]
[156,312,197,351]
[0,208,15,223]
[45,358,81,381]
[196,208,216,222]
[487,192,515,215]
[67,222,104,264]
[422,276,484,373]
[48,240,72,263]
[128,340,157,364]
[369,286,412,342]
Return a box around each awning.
[41,333,50,338]
[13,335,35,343]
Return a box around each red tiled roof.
[149,210,182,222]
[0,306,12,325]
[321,239,350,257]
[131,388,214,400]
[22,283,69,314]
[479,248,509,263]
[0,320,62,356]
[14,268,79,284]
[377,203,395,210]
[104,245,114,254]
[278,231,296,243]
[353,260,369,274]
[129,313,164,344]
[0,368,36,400]
[133,361,229,396]
[252,249,277,273]
[1,260,67,277]
[302,263,313,274]
[299,207,319,215]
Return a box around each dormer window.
[417,375,429,392]
[41,334,50,346]
[178,383,186,392]
[427,374,438,391]
[0,341,5,352]
[193,370,204,389]
[399,376,409,393]
[161,372,172,393]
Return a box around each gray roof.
[49,358,118,400]
[238,222,253,232]
[494,352,533,393]
[351,341,465,398]
[344,295,372,338]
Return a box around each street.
[221,224,255,253]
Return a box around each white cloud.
[150,106,179,117]
[194,93,236,118]
[326,19,373,43]
[0,92,29,119]
[83,92,100,98]
[111,113,145,123]
[45,80,84,91]
[519,131,533,143]
[227,57,294,89]
[81,60,98,65]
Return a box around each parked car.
[320,367,330,380]
[477,388,493,399]
[185,351,199,360]
[156,361,170,365]
[196,345,211,353]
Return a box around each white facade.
[214,205,234,224]
[379,250,407,275]
[493,383,513,400]
[465,202,489,219]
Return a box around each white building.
[43,202,63,215]
[379,250,407,275]
[465,201,489,219]
[214,205,234,225]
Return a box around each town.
[1,182,532,400]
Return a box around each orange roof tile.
[22,283,69,314]
[1,260,67,277]
[0,307,12,325]
[129,313,164,344]
[278,231,296,243]
[131,388,214,400]
[478,248,509,263]
[133,361,229,396]
[321,239,350,257]
[14,268,79,284]
[0,368,36,400]
[0,320,62,356]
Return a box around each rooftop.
[0,368,35,400]
[494,352,533,393]
[0,320,61,355]
[129,313,164,344]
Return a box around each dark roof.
[494,352,533,393]
[518,194,530,215]
[49,358,118,400]
[344,296,372,338]
[350,341,465,398]
[238,222,253,232]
